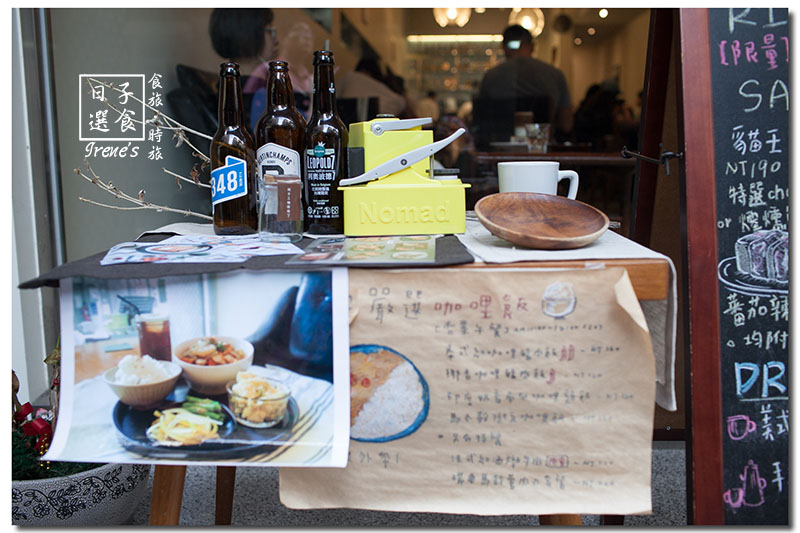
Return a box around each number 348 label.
[210,155,248,206]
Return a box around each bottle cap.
[220,62,240,76]
[313,50,335,64]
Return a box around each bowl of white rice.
[349,345,429,442]
[103,355,182,407]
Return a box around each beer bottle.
[304,50,348,234]
[210,62,258,234]
[254,61,306,242]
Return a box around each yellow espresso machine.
[338,116,470,236]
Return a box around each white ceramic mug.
[497,161,579,199]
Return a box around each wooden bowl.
[474,192,609,249]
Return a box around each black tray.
[112,380,299,459]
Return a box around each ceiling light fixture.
[598,9,609,19]
[433,7,472,28]
[587,27,596,35]
[508,8,545,37]
[475,7,486,14]
[407,34,503,43]
[574,37,583,45]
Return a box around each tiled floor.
[128,442,687,526]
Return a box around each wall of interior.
[340,8,406,76]
[614,10,652,109]
[569,43,610,108]
[569,10,650,111]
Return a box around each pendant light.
[508,8,545,37]
[433,7,472,28]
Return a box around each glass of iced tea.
[136,314,171,361]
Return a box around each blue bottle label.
[210,155,248,206]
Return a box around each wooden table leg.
[215,466,237,525]
[539,514,583,526]
[601,514,625,525]
[149,464,187,525]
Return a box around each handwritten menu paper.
[280,267,656,515]
[709,8,789,524]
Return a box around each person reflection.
[276,22,315,112]
[475,24,573,146]
[416,91,441,122]
[248,21,315,127]
[209,8,279,127]
[433,114,474,175]
[573,79,639,151]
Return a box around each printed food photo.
[49,271,347,466]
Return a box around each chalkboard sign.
[708,8,789,525]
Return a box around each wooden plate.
[474,192,609,249]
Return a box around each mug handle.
[558,170,579,200]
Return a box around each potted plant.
[11,346,151,526]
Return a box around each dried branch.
[75,161,212,221]
[162,167,211,190]
[77,78,219,222]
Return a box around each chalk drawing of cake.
[719,229,788,296]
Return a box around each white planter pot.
[12,463,151,526]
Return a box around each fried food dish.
[349,348,404,425]
[178,337,246,366]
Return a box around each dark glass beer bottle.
[254,61,306,241]
[210,62,258,234]
[304,50,348,234]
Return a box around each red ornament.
[17,403,54,453]
[14,402,33,424]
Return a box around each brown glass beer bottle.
[254,61,306,242]
[210,62,258,234]
[304,50,348,234]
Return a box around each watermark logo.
[79,73,166,161]
[79,74,145,142]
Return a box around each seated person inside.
[473,24,573,150]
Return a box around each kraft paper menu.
[280,267,656,515]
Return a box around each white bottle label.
[256,142,301,179]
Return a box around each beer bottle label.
[210,155,248,206]
[256,142,301,179]
[305,143,339,220]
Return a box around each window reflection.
[34,7,651,260]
